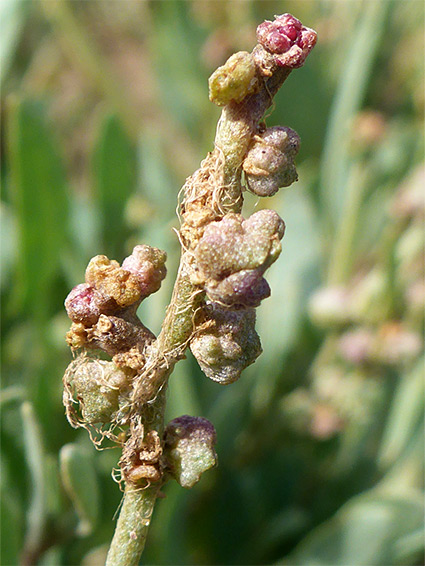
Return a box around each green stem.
[214,66,292,211]
[105,485,161,566]
[106,33,298,566]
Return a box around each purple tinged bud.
[65,283,114,326]
[243,126,300,197]
[195,210,284,278]
[121,245,167,298]
[190,304,262,383]
[194,210,284,306]
[206,269,271,307]
[164,415,217,488]
[256,13,317,68]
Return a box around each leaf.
[288,491,424,566]
[93,113,136,259]
[59,443,100,536]
[0,0,29,81]
[21,401,48,562]
[319,1,388,227]
[6,97,69,323]
[378,357,425,470]
[0,202,16,291]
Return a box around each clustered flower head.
[193,210,285,307]
[243,126,300,196]
[190,304,261,384]
[256,13,317,68]
[63,357,131,427]
[188,209,285,384]
[65,245,166,364]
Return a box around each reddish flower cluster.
[256,13,317,68]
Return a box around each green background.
[1,1,424,565]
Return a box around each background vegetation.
[1,1,424,565]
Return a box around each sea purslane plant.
[63,14,317,565]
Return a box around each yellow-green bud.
[208,51,258,106]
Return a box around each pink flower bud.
[256,13,317,68]
[206,268,271,308]
[194,210,284,306]
[65,283,114,326]
[121,245,167,299]
[243,126,300,196]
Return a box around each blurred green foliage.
[1,1,424,565]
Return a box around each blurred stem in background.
[40,0,140,140]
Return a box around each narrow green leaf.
[93,113,136,259]
[6,97,69,322]
[59,443,100,536]
[289,492,424,566]
[0,0,29,81]
[319,1,388,227]
[21,401,48,563]
[378,357,425,469]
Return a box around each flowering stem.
[63,14,317,566]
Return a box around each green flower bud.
[163,416,217,488]
[190,304,262,384]
[243,126,300,196]
[208,51,258,106]
[63,357,131,426]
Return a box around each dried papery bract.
[61,13,317,566]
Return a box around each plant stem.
[105,484,160,566]
[106,23,307,566]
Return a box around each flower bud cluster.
[243,126,300,196]
[255,13,317,69]
[189,210,283,384]
[193,209,285,307]
[65,245,166,364]
[190,304,262,384]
